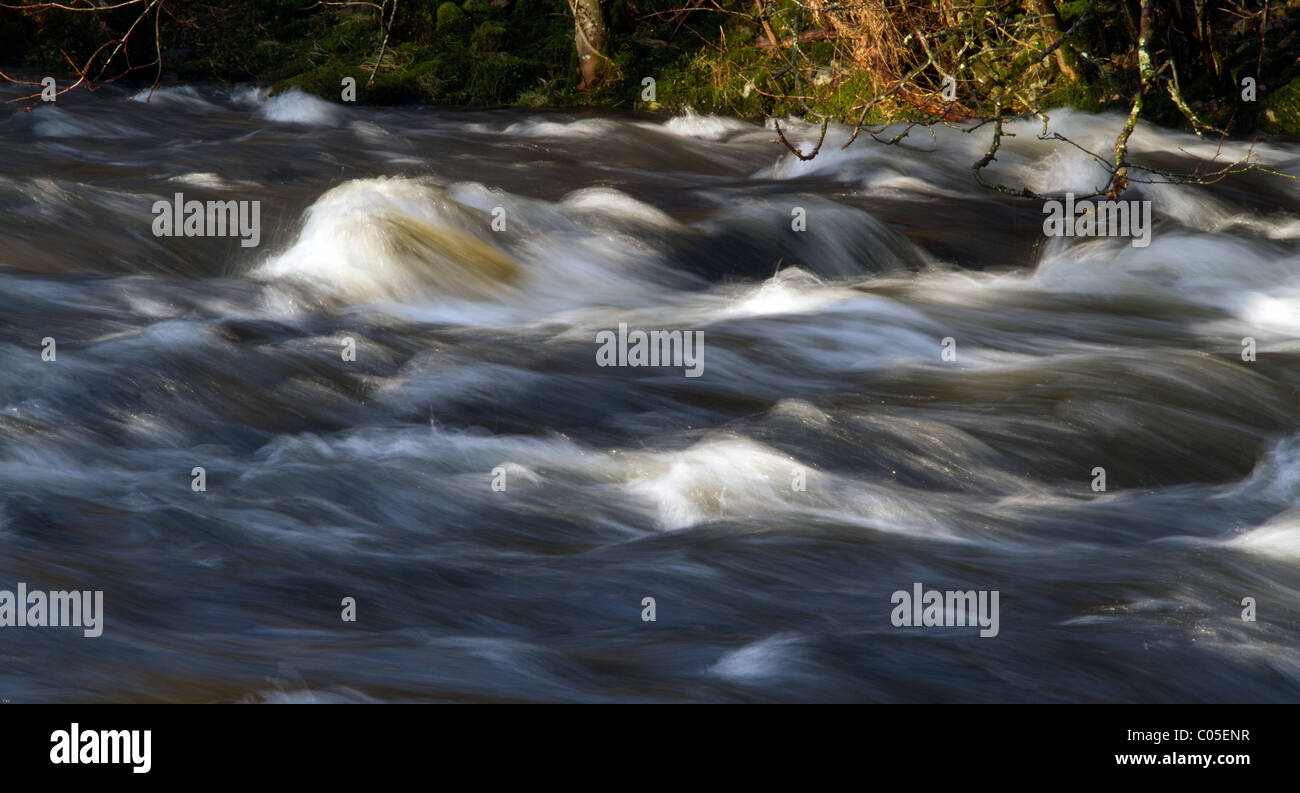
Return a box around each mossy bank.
[2,0,1298,137]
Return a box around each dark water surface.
[1,83,1299,702]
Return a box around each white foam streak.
[257,88,343,125]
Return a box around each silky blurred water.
[1,82,1298,702]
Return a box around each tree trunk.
[1029,0,1079,82]
[569,0,608,91]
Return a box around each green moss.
[461,0,490,18]
[1261,75,1300,136]
[1042,78,1107,114]
[272,63,354,101]
[8,0,1295,131]
[264,54,318,84]
[398,0,439,43]
[472,21,507,52]
[435,2,466,31]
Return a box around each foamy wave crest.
[620,435,948,534]
[252,177,520,303]
[710,634,807,681]
[656,109,755,141]
[1227,512,1300,559]
[502,117,619,139]
[257,88,343,125]
[1028,232,1300,322]
[228,85,271,106]
[21,106,145,139]
[252,177,697,318]
[127,85,214,108]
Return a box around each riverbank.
[3,1,1299,137]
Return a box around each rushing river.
[1,82,1298,702]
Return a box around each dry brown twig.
[1,0,166,106]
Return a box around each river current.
[1,83,1298,702]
